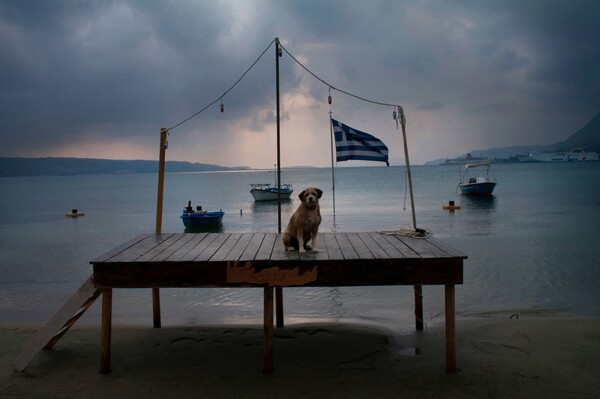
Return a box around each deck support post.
[100,288,113,374]
[445,284,457,373]
[152,288,161,328]
[152,127,168,328]
[275,287,284,328]
[263,286,274,373]
[414,284,424,331]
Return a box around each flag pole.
[274,38,284,329]
[399,108,418,231]
[275,38,282,234]
[329,112,336,229]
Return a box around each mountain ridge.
[0,157,250,177]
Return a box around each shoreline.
[1,317,598,398]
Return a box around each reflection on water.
[250,198,293,213]
[460,195,496,211]
[458,195,497,236]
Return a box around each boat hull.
[180,211,224,227]
[250,184,294,201]
[459,182,496,196]
[251,189,293,201]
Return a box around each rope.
[166,38,403,131]
[279,43,401,108]
[167,38,277,132]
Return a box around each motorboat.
[180,201,224,227]
[250,183,293,201]
[458,163,497,196]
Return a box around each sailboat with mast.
[250,164,293,201]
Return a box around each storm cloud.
[1,0,598,167]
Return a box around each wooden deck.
[91,232,465,374]
[12,231,466,374]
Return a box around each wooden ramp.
[12,275,101,372]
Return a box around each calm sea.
[1,163,599,332]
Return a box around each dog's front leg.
[297,227,306,254]
[311,228,319,253]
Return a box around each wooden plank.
[150,233,198,262]
[107,234,173,263]
[322,233,343,260]
[381,234,420,258]
[165,233,209,261]
[137,234,184,262]
[210,233,243,261]
[396,235,450,258]
[240,233,266,261]
[223,233,254,261]
[426,236,468,258]
[269,234,299,261]
[12,275,101,372]
[312,231,331,261]
[90,234,152,263]
[346,232,374,259]
[191,233,230,261]
[356,232,390,259]
[255,233,277,261]
[367,232,405,258]
[335,233,359,260]
[178,233,220,261]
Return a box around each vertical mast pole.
[155,128,167,234]
[329,112,336,227]
[274,38,285,329]
[399,108,418,231]
[275,38,282,233]
[153,127,167,329]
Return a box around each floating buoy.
[65,209,85,217]
[442,201,461,210]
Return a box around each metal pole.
[329,112,336,228]
[275,38,282,233]
[399,108,418,231]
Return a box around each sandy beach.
[1,317,598,398]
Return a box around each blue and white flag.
[332,119,389,166]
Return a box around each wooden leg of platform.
[152,288,161,328]
[445,284,457,373]
[414,284,424,331]
[275,287,284,328]
[100,288,112,374]
[263,286,274,374]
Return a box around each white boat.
[458,163,497,196]
[528,149,599,162]
[250,183,293,201]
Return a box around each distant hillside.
[554,111,600,152]
[429,111,600,164]
[0,157,250,177]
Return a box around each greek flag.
[332,119,389,166]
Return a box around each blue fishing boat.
[458,163,497,196]
[180,201,224,227]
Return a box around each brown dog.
[282,187,323,254]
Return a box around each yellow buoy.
[65,209,85,217]
[442,201,461,210]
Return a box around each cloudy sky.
[1,0,598,168]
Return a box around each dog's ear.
[298,189,306,201]
[316,188,323,198]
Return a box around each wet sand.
[1,318,598,398]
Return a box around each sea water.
[0,163,599,332]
